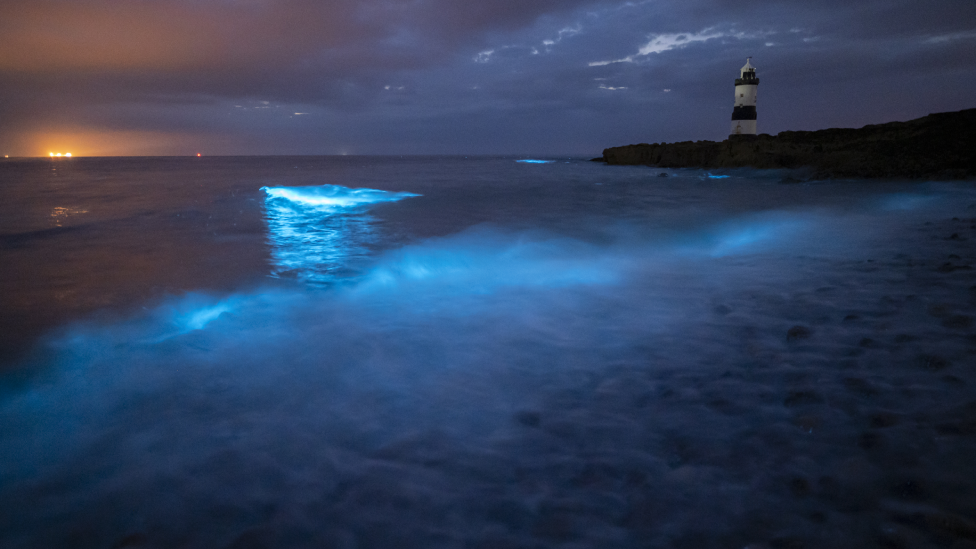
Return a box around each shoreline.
[599,108,976,180]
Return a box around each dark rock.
[794,415,822,431]
[859,431,884,450]
[589,157,606,162]
[486,499,534,529]
[869,412,899,428]
[933,401,976,435]
[920,511,976,541]
[532,507,576,541]
[942,374,965,385]
[657,172,669,177]
[515,410,541,427]
[843,377,879,396]
[937,262,972,272]
[891,479,927,500]
[111,533,149,549]
[877,532,908,549]
[918,354,950,371]
[784,390,822,407]
[943,315,974,329]
[600,108,976,179]
[786,325,812,341]
[770,537,806,549]
[790,477,811,497]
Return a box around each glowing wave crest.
[262,185,420,211]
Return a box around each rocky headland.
[600,108,976,179]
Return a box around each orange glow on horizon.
[197,153,201,157]
[29,128,205,156]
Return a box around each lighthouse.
[730,58,759,136]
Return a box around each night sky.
[2,0,974,156]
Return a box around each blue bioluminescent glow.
[180,303,233,332]
[355,229,620,295]
[878,192,940,211]
[707,223,793,257]
[139,295,244,343]
[262,185,420,210]
[707,173,731,179]
[516,159,554,164]
[670,213,813,258]
[263,184,420,284]
[5,176,976,548]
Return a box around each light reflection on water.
[262,184,420,284]
[48,206,88,227]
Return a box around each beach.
[1,156,975,548]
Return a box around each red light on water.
[197,153,202,157]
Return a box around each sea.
[1,156,975,548]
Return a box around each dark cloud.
[0,0,973,155]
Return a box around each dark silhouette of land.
[599,108,976,179]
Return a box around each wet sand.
[0,160,974,548]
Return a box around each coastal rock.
[600,108,976,179]
[786,325,812,341]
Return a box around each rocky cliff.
[600,108,976,179]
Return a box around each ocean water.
[1,156,975,548]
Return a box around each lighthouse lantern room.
[730,58,759,136]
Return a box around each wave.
[262,184,420,284]
[262,184,420,211]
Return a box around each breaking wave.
[262,184,420,284]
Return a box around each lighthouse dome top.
[740,57,756,76]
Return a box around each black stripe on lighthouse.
[731,105,757,121]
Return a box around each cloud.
[1,0,975,155]
[541,24,583,51]
[589,29,725,66]
[474,50,496,63]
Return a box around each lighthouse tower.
[730,58,759,135]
